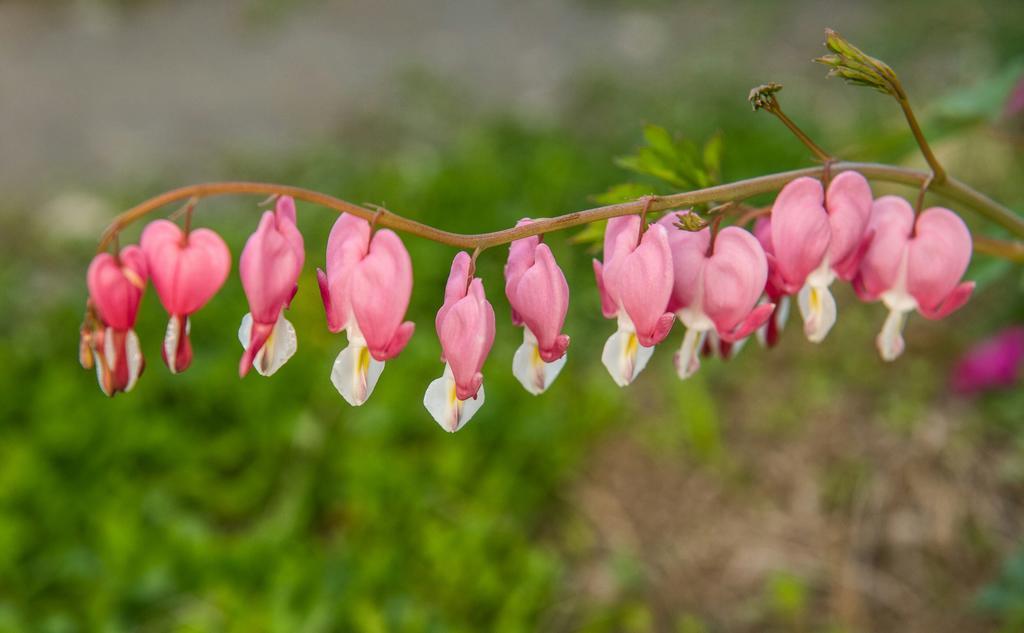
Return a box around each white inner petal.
[255,313,298,377]
[237,313,253,348]
[163,315,191,374]
[124,329,143,392]
[675,326,707,380]
[423,364,485,432]
[331,338,385,406]
[756,294,791,348]
[601,316,654,387]
[877,308,910,362]
[512,327,567,395]
[797,282,837,344]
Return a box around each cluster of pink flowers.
[82,178,975,429]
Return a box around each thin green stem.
[896,91,946,185]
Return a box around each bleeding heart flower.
[140,219,231,374]
[855,196,974,361]
[768,172,872,343]
[424,251,496,432]
[238,196,305,377]
[504,219,570,395]
[658,213,773,379]
[84,246,148,396]
[951,326,1024,394]
[593,216,675,386]
[317,213,415,406]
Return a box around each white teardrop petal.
[424,364,485,433]
[877,308,909,362]
[331,342,385,406]
[798,283,837,344]
[124,329,143,392]
[238,313,253,348]
[675,327,706,380]
[601,326,654,387]
[512,328,567,395]
[254,314,297,377]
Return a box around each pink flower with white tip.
[424,251,496,432]
[504,219,570,395]
[317,213,415,406]
[140,219,231,374]
[84,246,148,396]
[659,213,774,379]
[238,196,305,377]
[855,196,974,361]
[768,172,872,342]
[593,216,675,386]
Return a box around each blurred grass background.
[1,1,1024,632]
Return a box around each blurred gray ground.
[0,0,921,197]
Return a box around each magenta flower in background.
[424,251,496,432]
[85,246,148,396]
[658,213,773,379]
[593,216,675,386]
[504,219,571,395]
[238,196,305,377]
[951,327,1024,394]
[1005,75,1024,120]
[317,213,415,406]
[141,219,231,374]
[855,196,974,361]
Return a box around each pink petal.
[907,207,973,315]
[438,278,495,400]
[592,259,617,319]
[87,246,148,330]
[320,214,372,333]
[511,243,570,362]
[720,303,774,342]
[918,281,974,320]
[658,212,710,313]
[435,251,473,340]
[351,229,416,361]
[825,171,872,278]
[607,223,675,346]
[141,219,231,316]
[856,196,915,301]
[703,227,768,334]
[504,219,540,326]
[770,177,830,293]
[240,209,304,325]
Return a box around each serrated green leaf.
[642,124,678,162]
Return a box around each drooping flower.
[951,326,1024,394]
[140,219,231,373]
[767,172,872,342]
[658,213,773,379]
[424,251,496,432]
[504,219,570,395]
[84,246,148,396]
[317,213,415,405]
[855,196,974,361]
[238,196,305,377]
[593,216,675,386]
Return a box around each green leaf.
[702,132,723,185]
[593,182,654,205]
